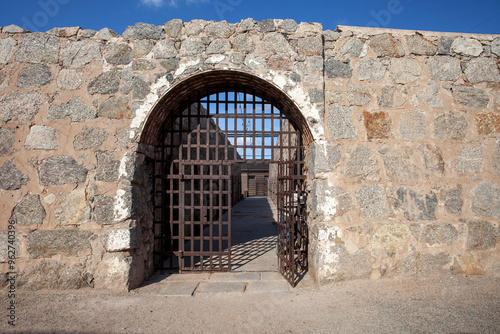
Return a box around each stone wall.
[0,20,498,290]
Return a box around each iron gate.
[152,87,308,283]
[276,159,308,287]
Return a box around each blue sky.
[1,0,499,34]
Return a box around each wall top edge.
[335,25,500,39]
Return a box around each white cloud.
[140,0,210,7]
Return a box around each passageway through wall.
[141,70,311,286]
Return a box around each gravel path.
[2,275,499,333]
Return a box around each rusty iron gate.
[276,159,308,287]
[153,88,308,283]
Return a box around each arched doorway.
[140,70,312,286]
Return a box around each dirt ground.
[1,275,499,334]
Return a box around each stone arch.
[129,69,314,286]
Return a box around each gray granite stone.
[39,156,88,186]
[464,58,500,83]
[327,105,357,140]
[470,181,500,218]
[444,184,463,215]
[0,91,41,124]
[437,36,453,55]
[153,39,178,60]
[185,19,207,36]
[346,82,372,106]
[433,111,468,141]
[311,181,354,219]
[422,223,458,246]
[25,125,58,150]
[96,151,119,181]
[395,187,438,221]
[0,37,17,64]
[104,43,133,65]
[133,40,154,57]
[159,58,179,72]
[418,144,445,176]
[98,96,130,119]
[206,21,235,38]
[340,38,366,57]
[369,33,405,57]
[257,19,276,33]
[180,37,205,55]
[464,219,497,250]
[57,69,83,90]
[263,32,291,53]
[297,37,323,56]
[74,126,108,151]
[95,28,119,40]
[10,194,46,225]
[16,64,52,88]
[418,253,452,276]
[18,260,87,290]
[81,29,97,38]
[27,230,93,258]
[452,86,489,108]
[454,145,482,174]
[451,37,483,56]
[280,19,298,32]
[61,40,101,68]
[54,187,91,225]
[233,34,255,52]
[355,184,389,219]
[309,142,341,174]
[426,56,461,81]
[389,58,421,84]
[357,58,386,81]
[206,39,231,54]
[123,22,162,40]
[346,145,380,181]
[88,71,120,95]
[493,139,500,175]
[400,110,426,140]
[48,97,96,122]
[93,194,115,224]
[0,159,28,190]
[383,149,421,183]
[0,128,15,156]
[491,38,500,57]
[121,77,150,99]
[325,59,352,78]
[15,32,59,64]
[406,34,437,55]
[3,24,26,33]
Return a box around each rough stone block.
[0,127,15,156]
[418,144,445,176]
[233,34,255,53]
[464,219,497,250]
[2,24,26,33]
[206,21,235,38]
[437,36,453,55]
[464,58,500,83]
[363,111,392,140]
[94,252,132,290]
[96,151,120,181]
[433,111,468,141]
[357,58,386,81]
[39,156,88,186]
[476,113,500,135]
[0,232,20,262]
[27,230,93,258]
[383,149,421,183]
[61,40,101,68]
[444,184,463,215]
[389,58,421,84]
[322,244,373,282]
[101,228,140,252]
[88,71,120,95]
[327,106,357,140]
[104,43,133,65]
[340,38,367,57]
[263,32,291,53]
[10,194,46,225]
[133,40,154,57]
[369,33,405,57]
[355,184,389,219]
[0,37,17,64]
[185,19,208,36]
[311,181,354,220]
[24,125,58,150]
[452,86,489,108]
[93,194,115,224]
[426,56,460,81]
[491,37,500,57]
[297,37,322,56]
[57,69,83,90]
[280,19,297,32]
[493,140,500,175]
[370,223,409,251]
[18,260,87,290]
[121,77,150,100]
[451,37,483,56]
[425,81,443,108]
[55,187,91,225]
[0,159,28,190]
[122,22,162,40]
[0,91,41,124]
[325,59,352,78]
[15,32,60,64]
[206,39,231,55]
[98,96,130,119]
[180,37,206,55]
[345,145,380,181]
[470,181,500,218]
[95,27,119,40]
[422,223,458,246]
[48,97,96,122]
[454,145,482,174]
[309,142,341,174]
[74,126,108,151]
[133,59,155,71]
[346,82,371,106]
[400,111,426,140]
[395,187,438,221]
[163,19,183,38]
[406,34,437,55]
[153,39,177,59]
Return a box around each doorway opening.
[144,71,311,286]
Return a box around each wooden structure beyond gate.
[152,86,308,285]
